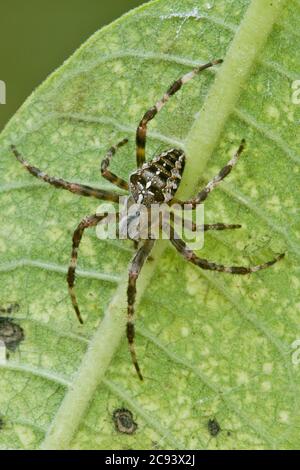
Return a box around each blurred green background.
[0,0,146,131]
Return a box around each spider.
[11,59,284,380]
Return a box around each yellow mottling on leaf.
[262,363,273,374]
[236,372,249,386]
[291,276,300,289]
[265,105,280,121]
[261,381,272,392]
[278,411,290,424]
[181,326,190,337]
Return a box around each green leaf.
[0,0,299,450]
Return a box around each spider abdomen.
[129,148,185,207]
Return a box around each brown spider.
[11,59,284,380]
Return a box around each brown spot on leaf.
[113,408,137,435]
[0,317,24,351]
[208,418,221,437]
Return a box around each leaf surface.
[0,0,299,450]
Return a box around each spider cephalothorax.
[11,59,284,380]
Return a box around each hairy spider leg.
[174,139,246,208]
[202,223,241,231]
[101,138,129,190]
[171,212,242,232]
[136,59,223,168]
[11,145,120,202]
[170,232,284,274]
[127,239,155,380]
[67,213,113,323]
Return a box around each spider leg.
[172,213,241,232]
[133,240,139,250]
[175,139,246,208]
[67,213,111,323]
[127,239,155,380]
[136,59,223,168]
[101,138,129,191]
[202,223,242,231]
[11,145,120,202]
[170,231,284,274]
